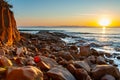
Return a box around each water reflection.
[102,26,106,34]
[97,27,108,42]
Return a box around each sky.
[9,0,120,27]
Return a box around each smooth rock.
[47,66,76,80]
[101,74,115,80]
[75,68,92,80]
[6,66,43,80]
[40,56,58,69]
[91,65,120,80]
[74,60,91,72]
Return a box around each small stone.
[34,56,41,63]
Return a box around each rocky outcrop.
[0,0,20,46]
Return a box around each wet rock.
[47,66,76,80]
[91,65,120,80]
[40,56,58,69]
[96,56,106,64]
[0,56,12,67]
[117,56,120,59]
[104,53,112,58]
[108,59,114,64]
[74,61,91,72]
[80,45,91,56]
[6,66,43,80]
[75,68,92,80]
[101,74,115,80]
[51,32,69,38]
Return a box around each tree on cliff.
[0,0,20,46]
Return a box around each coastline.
[0,30,120,80]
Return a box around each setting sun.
[99,18,111,27]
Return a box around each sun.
[99,18,111,26]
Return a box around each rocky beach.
[0,31,119,80]
[0,0,120,80]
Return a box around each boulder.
[6,66,43,80]
[40,56,58,69]
[91,65,120,80]
[0,56,12,67]
[74,60,91,72]
[75,68,92,80]
[80,45,91,56]
[47,66,76,80]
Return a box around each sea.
[18,26,120,70]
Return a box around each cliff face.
[0,0,20,46]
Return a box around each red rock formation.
[0,0,20,46]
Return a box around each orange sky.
[12,0,120,27]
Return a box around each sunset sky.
[10,0,120,27]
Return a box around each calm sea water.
[18,27,120,70]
